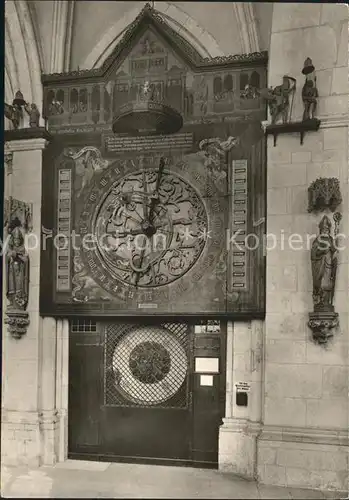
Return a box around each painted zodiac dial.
[92,160,208,289]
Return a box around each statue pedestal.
[4,310,30,339]
[308,311,339,345]
[265,118,321,146]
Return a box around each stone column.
[1,128,57,467]
[55,318,69,462]
[219,320,263,478]
[38,317,58,465]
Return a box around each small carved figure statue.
[5,90,27,129]
[24,103,40,127]
[240,84,260,99]
[6,223,30,311]
[311,215,338,311]
[261,76,296,124]
[302,57,318,121]
[50,100,64,115]
[4,103,22,129]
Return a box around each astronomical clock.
[40,4,267,319]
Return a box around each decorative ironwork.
[71,319,97,332]
[308,177,342,213]
[105,323,189,408]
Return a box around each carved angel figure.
[199,136,239,161]
[198,136,239,180]
[68,146,109,196]
[139,81,155,101]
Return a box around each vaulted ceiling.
[5,0,272,106]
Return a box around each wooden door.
[68,319,225,467]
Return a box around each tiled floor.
[1,460,347,499]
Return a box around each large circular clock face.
[92,168,208,288]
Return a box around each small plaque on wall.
[200,375,214,387]
[195,357,219,373]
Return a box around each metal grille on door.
[104,323,190,408]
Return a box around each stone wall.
[1,138,69,467]
[2,140,45,466]
[259,3,349,491]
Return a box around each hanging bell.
[302,57,315,75]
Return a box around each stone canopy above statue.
[41,3,268,135]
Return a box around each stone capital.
[4,127,52,151]
[5,138,50,152]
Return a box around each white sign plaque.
[200,375,214,387]
[195,357,219,373]
[235,381,251,392]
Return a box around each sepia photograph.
[1,1,348,498]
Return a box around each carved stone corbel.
[307,178,342,346]
[308,177,342,213]
[4,196,33,339]
[308,312,339,345]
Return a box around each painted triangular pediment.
[102,6,199,81]
[111,26,187,80]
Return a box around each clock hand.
[142,168,148,221]
[133,237,148,285]
[113,227,145,238]
[109,212,142,225]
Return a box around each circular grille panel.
[113,326,188,405]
